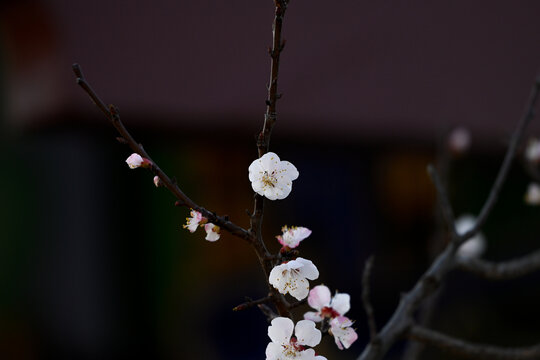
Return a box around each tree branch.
[361,256,378,343]
[72,63,252,243]
[357,77,540,360]
[233,295,273,311]
[462,77,540,243]
[247,0,292,319]
[408,325,540,360]
[457,249,540,280]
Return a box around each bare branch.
[357,76,540,360]
[361,256,378,343]
[288,298,307,310]
[72,63,252,243]
[233,295,273,311]
[462,77,540,242]
[408,325,540,359]
[457,249,540,280]
[258,303,279,322]
[247,0,293,319]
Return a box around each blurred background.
[2,0,540,359]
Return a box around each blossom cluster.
[128,151,359,358]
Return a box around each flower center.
[321,306,340,318]
[282,337,305,357]
[261,171,277,188]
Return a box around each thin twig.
[233,295,273,311]
[361,256,378,343]
[408,325,540,359]
[457,249,540,280]
[258,304,279,322]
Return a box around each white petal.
[285,259,304,270]
[308,285,331,310]
[265,342,282,360]
[330,316,358,350]
[294,320,322,347]
[204,223,220,242]
[264,187,279,201]
[331,293,351,316]
[248,160,264,180]
[251,179,264,194]
[260,152,280,172]
[297,348,316,360]
[303,311,323,322]
[333,326,358,350]
[293,227,312,241]
[279,161,299,180]
[315,356,328,360]
[296,258,319,280]
[268,317,294,345]
[274,186,291,200]
[269,264,289,293]
[289,276,310,300]
[248,158,264,171]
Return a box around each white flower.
[266,317,326,360]
[269,258,319,300]
[304,285,350,322]
[455,214,486,259]
[329,316,358,350]
[126,153,144,169]
[183,210,204,233]
[448,127,471,154]
[153,176,161,187]
[525,182,540,205]
[248,152,299,200]
[277,226,312,249]
[525,138,540,163]
[204,223,220,242]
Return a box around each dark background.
[2,1,540,359]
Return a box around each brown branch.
[408,325,540,360]
[247,0,292,319]
[357,77,540,360]
[361,256,378,343]
[72,64,252,243]
[457,249,540,280]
